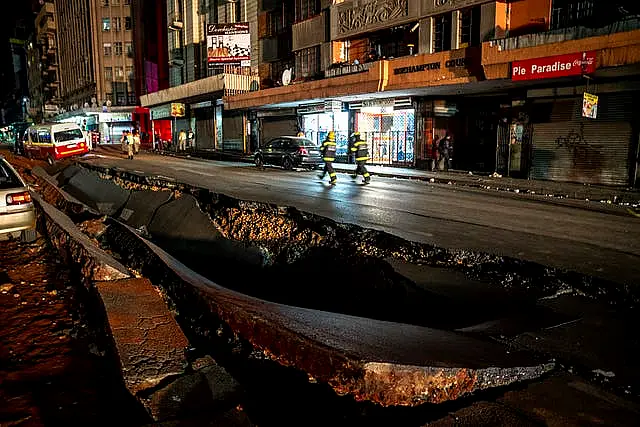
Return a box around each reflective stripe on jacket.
[351,139,369,161]
[322,140,336,162]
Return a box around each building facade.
[140,0,260,151]
[26,0,61,123]
[222,0,640,187]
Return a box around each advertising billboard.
[206,22,250,68]
[171,103,185,117]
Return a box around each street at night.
[3,0,640,425]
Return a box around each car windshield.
[54,128,84,143]
[0,161,23,189]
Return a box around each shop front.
[150,103,189,150]
[190,100,219,150]
[98,111,134,145]
[350,97,415,166]
[298,101,349,160]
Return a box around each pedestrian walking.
[318,131,337,185]
[350,132,371,184]
[178,129,187,151]
[126,131,135,160]
[133,130,141,154]
[120,130,128,154]
[439,133,453,171]
[431,136,440,171]
[187,128,194,149]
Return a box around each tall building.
[55,0,94,109]
[26,0,61,123]
[55,0,136,110]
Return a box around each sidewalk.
[333,163,640,208]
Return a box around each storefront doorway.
[301,111,349,160]
[354,107,415,166]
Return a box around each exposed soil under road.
[0,152,149,427]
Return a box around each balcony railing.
[169,48,184,67]
[491,17,640,51]
[169,14,183,31]
[223,66,260,96]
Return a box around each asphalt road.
[83,153,640,285]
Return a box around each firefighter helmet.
[326,131,336,141]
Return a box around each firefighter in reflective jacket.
[350,132,370,184]
[319,131,337,185]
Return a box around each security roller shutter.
[530,93,633,186]
[195,108,215,149]
[260,117,297,146]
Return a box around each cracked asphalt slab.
[82,153,640,285]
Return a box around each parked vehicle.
[23,123,89,165]
[0,156,36,242]
[254,137,322,170]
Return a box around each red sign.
[511,51,596,81]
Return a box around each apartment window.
[295,46,320,79]
[126,66,133,79]
[126,42,133,57]
[105,66,113,80]
[112,0,120,5]
[128,92,136,105]
[266,11,284,36]
[102,17,110,31]
[113,17,121,31]
[102,0,109,6]
[103,42,112,56]
[114,42,123,56]
[433,13,452,53]
[550,0,595,30]
[115,66,124,79]
[459,6,481,48]
[124,0,130,4]
[125,17,132,30]
[295,0,320,23]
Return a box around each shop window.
[433,13,452,53]
[113,16,121,31]
[125,17,132,30]
[295,0,320,22]
[295,46,320,79]
[459,6,481,48]
[114,42,123,56]
[551,0,595,30]
[103,42,112,56]
[105,66,113,81]
[102,17,110,31]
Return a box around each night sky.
[0,1,35,107]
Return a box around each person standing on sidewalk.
[187,128,194,150]
[178,129,187,151]
[439,133,453,171]
[318,131,338,185]
[350,132,371,184]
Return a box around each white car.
[0,156,36,242]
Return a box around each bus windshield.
[54,128,84,143]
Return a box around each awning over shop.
[140,74,225,108]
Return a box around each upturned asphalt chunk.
[62,167,130,216]
[118,189,173,229]
[127,225,554,406]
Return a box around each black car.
[254,136,323,170]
